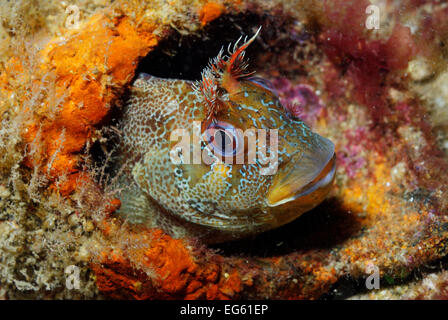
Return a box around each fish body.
[118,28,336,243]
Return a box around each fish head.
[189,68,335,229]
[127,27,336,236]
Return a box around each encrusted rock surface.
[0,0,447,299]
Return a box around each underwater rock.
[0,0,447,299]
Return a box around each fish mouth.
[267,154,336,206]
[266,135,336,207]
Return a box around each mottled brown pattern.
[117,33,336,243]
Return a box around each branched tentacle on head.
[193,26,262,122]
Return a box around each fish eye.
[205,121,242,158]
[213,129,235,154]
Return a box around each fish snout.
[266,135,336,210]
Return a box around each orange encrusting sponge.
[21,13,158,195]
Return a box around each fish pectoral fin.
[131,148,172,199]
[116,145,173,228]
[115,175,158,226]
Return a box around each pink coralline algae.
[338,128,368,179]
[272,78,323,126]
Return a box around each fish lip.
[267,154,336,207]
